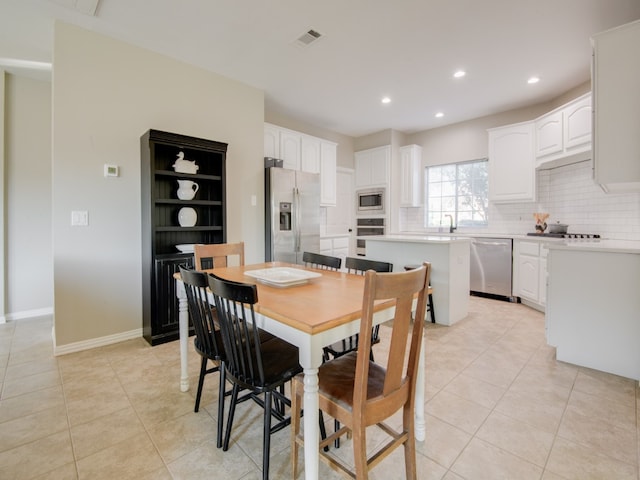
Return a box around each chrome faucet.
[444,214,456,233]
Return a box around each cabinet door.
[355,152,372,187]
[370,147,390,186]
[488,122,535,203]
[301,135,321,173]
[280,131,302,170]
[564,95,592,150]
[264,124,280,159]
[517,254,539,301]
[399,145,422,207]
[535,110,563,157]
[593,20,640,192]
[319,141,337,206]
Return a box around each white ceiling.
[1,0,639,137]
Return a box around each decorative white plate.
[175,244,195,253]
[244,267,321,287]
[178,207,197,227]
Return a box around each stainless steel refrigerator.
[265,166,320,264]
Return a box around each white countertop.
[363,234,471,244]
[547,239,640,254]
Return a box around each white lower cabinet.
[320,236,350,265]
[513,240,550,309]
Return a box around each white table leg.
[414,329,426,441]
[302,367,320,480]
[176,280,190,392]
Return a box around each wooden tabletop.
[198,262,395,335]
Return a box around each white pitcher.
[177,180,199,200]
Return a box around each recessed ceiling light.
[381,97,391,104]
[527,76,540,84]
[435,112,444,118]
[453,70,466,78]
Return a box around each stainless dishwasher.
[470,237,514,299]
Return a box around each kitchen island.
[364,235,471,326]
[546,240,640,381]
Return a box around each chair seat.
[317,352,389,406]
[237,337,302,390]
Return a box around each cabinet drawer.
[519,241,540,256]
[333,237,349,249]
[320,238,332,251]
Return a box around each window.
[425,159,488,228]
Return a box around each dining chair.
[302,251,342,270]
[291,262,431,480]
[178,266,228,448]
[194,241,245,270]
[404,264,435,323]
[208,273,302,480]
[323,256,393,362]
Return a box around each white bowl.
[175,244,195,253]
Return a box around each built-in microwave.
[356,188,385,215]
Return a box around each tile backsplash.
[401,160,640,240]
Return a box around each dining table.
[174,261,427,480]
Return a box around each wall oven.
[356,217,385,256]
[356,188,385,215]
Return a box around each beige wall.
[5,74,53,316]
[52,23,264,347]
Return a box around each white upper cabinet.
[592,19,640,193]
[355,145,390,188]
[564,95,592,150]
[301,135,321,173]
[264,123,337,206]
[488,121,536,203]
[399,145,422,207]
[535,93,591,169]
[535,110,563,158]
[319,141,337,206]
[264,123,279,159]
[279,130,302,171]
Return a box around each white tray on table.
[244,267,321,288]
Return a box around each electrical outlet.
[71,210,89,226]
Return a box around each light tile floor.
[0,296,638,479]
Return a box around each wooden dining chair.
[178,266,228,448]
[302,251,341,271]
[194,241,245,270]
[291,262,431,480]
[323,256,394,362]
[208,273,302,480]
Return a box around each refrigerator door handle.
[293,187,300,252]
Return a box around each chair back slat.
[179,266,224,360]
[345,256,393,275]
[208,273,266,386]
[194,242,245,270]
[302,251,341,270]
[354,263,430,409]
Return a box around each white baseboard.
[3,307,54,322]
[54,328,143,356]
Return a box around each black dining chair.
[178,266,228,448]
[302,251,342,271]
[208,273,302,480]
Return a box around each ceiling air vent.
[295,29,323,47]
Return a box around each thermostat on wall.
[104,164,119,177]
